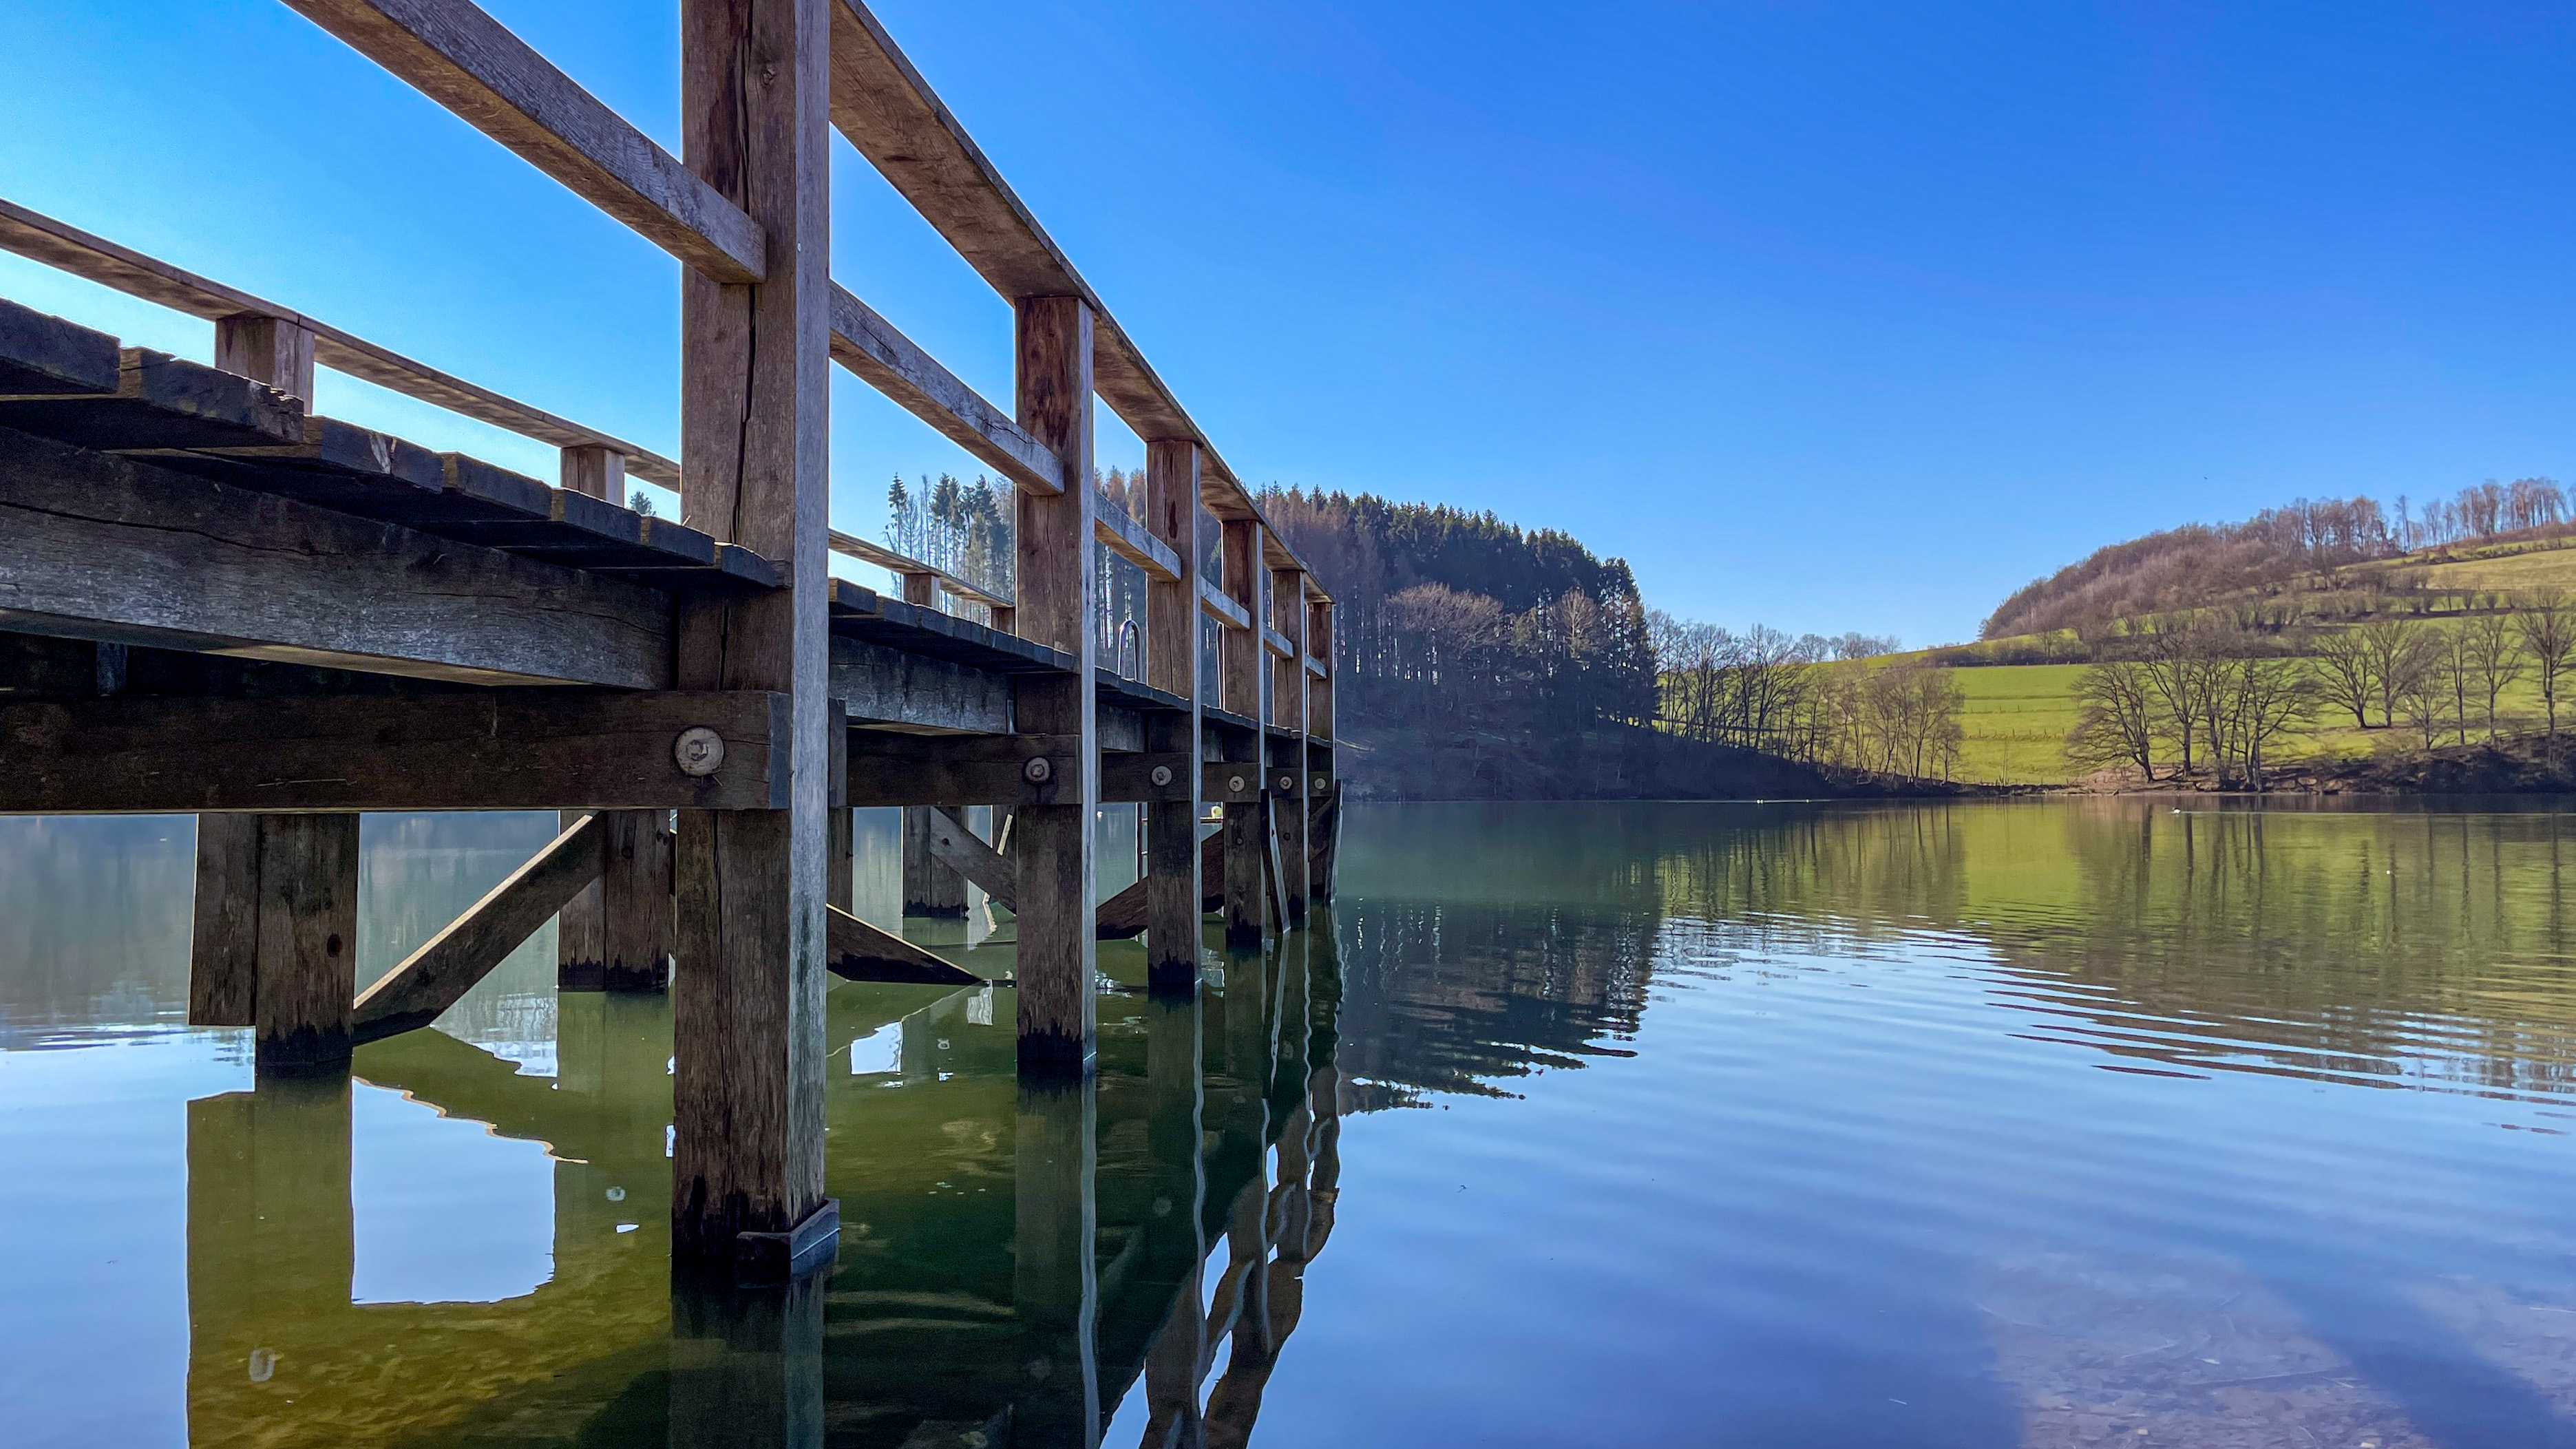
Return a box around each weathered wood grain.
[847,732,1081,807]
[824,905,979,985]
[671,0,836,1269]
[0,296,120,396]
[254,813,360,1070]
[900,805,967,916]
[827,284,1064,495]
[279,0,766,284]
[214,313,318,403]
[832,636,1013,733]
[1143,438,1204,988]
[188,814,262,1027]
[559,807,674,991]
[0,424,673,687]
[559,443,624,500]
[1095,832,1224,941]
[925,805,1017,909]
[353,813,606,1044]
[1199,578,1252,632]
[1096,502,1180,583]
[0,689,790,813]
[1010,295,1099,1068]
[0,347,302,452]
[1271,569,1309,925]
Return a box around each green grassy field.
[1947,659,2566,785]
[1929,533,2576,784]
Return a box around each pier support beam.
[191,814,359,1071]
[557,809,673,992]
[900,805,967,916]
[1220,518,1267,947]
[1270,568,1309,929]
[1008,294,1099,1070]
[672,0,836,1273]
[1143,437,1204,993]
[556,446,672,994]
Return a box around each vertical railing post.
[673,0,836,1272]
[1144,438,1205,992]
[1010,295,1100,1069]
[213,313,316,404]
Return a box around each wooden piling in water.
[1144,437,1205,993]
[668,0,836,1272]
[1009,294,1101,1071]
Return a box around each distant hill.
[1982,480,2570,639]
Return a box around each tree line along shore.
[874,470,2576,796]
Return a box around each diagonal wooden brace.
[352,812,603,1044]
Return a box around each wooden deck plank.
[0,200,682,485]
[0,297,120,396]
[0,348,302,452]
[0,424,675,688]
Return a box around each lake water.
[9,799,2576,1447]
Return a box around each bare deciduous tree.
[2067,661,2157,779]
[2515,592,2576,742]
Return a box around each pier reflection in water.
[23,801,2576,1445]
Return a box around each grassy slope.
[1950,536,2576,785]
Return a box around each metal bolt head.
[1277,774,1294,792]
[1023,755,1054,784]
[1150,764,1174,787]
[1313,775,1328,793]
[1227,774,1247,793]
[673,726,726,777]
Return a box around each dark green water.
[11,800,2576,1447]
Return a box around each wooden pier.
[0,0,1338,1275]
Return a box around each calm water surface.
[9,800,2576,1446]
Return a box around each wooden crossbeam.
[847,733,1084,809]
[0,199,681,485]
[1097,505,1181,583]
[827,285,1064,496]
[1199,581,1252,632]
[280,0,765,284]
[352,813,605,1044]
[824,905,981,986]
[0,689,790,814]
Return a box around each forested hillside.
[1983,479,2571,639]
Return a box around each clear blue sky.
[7,2,2575,644]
